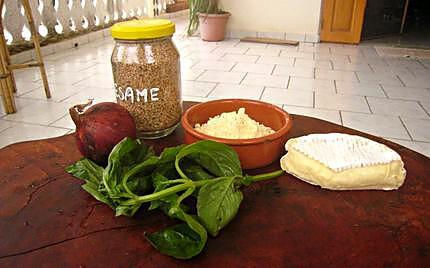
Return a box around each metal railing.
[2,0,173,53]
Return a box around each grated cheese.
[194,108,275,139]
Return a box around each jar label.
[115,83,159,103]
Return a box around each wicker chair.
[0,0,51,114]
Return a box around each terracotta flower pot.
[198,12,231,41]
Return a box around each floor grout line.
[398,116,414,141]
[258,86,266,101]
[364,96,373,114]
[205,82,221,98]
[338,110,344,125]
[417,101,430,118]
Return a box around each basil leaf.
[147,208,207,259]
[175,140,242,180]
[66,158,103,185]
[148,172,179,211]
[81,181,114,208]
[180,158,215,181]
[103,138,151,196]
[197,177,243,237]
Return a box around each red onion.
[69,100,137,165]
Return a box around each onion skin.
[69,101,137,165]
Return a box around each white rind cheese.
[280,133,406,190]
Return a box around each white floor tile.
[316,69,358,82]
[335,81,386,97]
[0,123,69,149]
[45,61,98,73]
[315,53,349,62]
[315,93,370,113]
[184,51,224,61]
[283,105,341,124]
[208,84,264,100]
[367,97,429,119]
[3,101,71,125]
[385,58,424,69]
[382,85,430,102]
[85,63,114,75]
[50,114,76,129]
[257,56,294,66]
[294,59,332,69]
[398,74,430,88]
[182,81,217,97]
[241,73,289,88]
[220,54,259,63]
[330,46,362,56]
[273,66,314,78]
[420,102,430,114]
[14,81,44,96]
[182,68,205,81]
[288,77,336,93]
[211,46,248,55]
[62,87,116,104]
[356,72,403,86]
[20,85,85,102]
[246,48,281,57]
[349,56,387,65]
[0,120,16,132]
[370,65,413,76]
[182,96,211,103]
[197,70,246,84]
[5,32,430,150]
[235,42,268,49]
[48,71,93,86]
[332,62,372,72]
[231,63,275,74]
[261,88,313,107]
[401,117,430,142]
[388,139,430,157]
[280,51,314,59]
[74,74,115,88]
[341,112,410,140]
[13,69,42,82]
[193,60,236,71]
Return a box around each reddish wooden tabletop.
[0,102,429,267]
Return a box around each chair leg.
[21,0,51,99]
[0,76,16,114]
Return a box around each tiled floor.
[1,18,430,157]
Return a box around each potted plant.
[187,0,231,41]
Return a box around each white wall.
[218,0,322,42]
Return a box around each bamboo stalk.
[9,62,42,70]
[400,0,410,34]
[0,0,16,114]
[0,0,16,96]
[21,0,51,98]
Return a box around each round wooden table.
[0,102,429,267]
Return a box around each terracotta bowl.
[182,99,293,169]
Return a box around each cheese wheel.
[280,133,406,190]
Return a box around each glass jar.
[111,19,182,139]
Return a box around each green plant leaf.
[197,176,243,236]
[148,172,180,211]
[180,158,215,181]
[175,140,242,180]
[146,208,207,259]
[102,138,152,196]
[66,158,103,185]
[81,181,114,208]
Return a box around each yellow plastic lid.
[111,19,175,40]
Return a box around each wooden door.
[320,0,367,44]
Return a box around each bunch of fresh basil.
[66,138,283,259]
